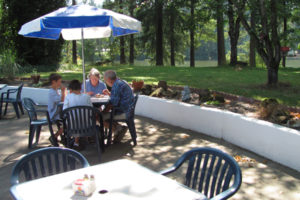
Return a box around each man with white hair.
[102,70,134,143]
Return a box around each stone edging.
[168,85,300,113]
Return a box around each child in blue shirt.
[64,79,93,151]
[48,73,66,146]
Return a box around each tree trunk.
[282,1,287,68]
[129,35,134,64]
[119,0,126,64]
[267,63,279,85]
[72,0,77,65]
[155,0,163,66]
[190,0,195,67]
[263,0,281,85]
[227,0,242,66]
[249,10,256,67]
[232,0,281,85]
[170,8,175,66]
[129,0,135,64]
[217,0,226,66]
[72,41,77,64]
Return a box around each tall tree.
[163,0,187,66]
[249,9,256,67]
[216,0,226,66]
[189,0,195,67]
[72,0,77,65]
[129,0,135,64]
[165,1,176,66]
[0,0,66,69]
[155,0,163,66]
[119,0,126,64]
[169,5,175,66]
[282,0,287,68]
[233,0,281,85]
[227,0,244,66]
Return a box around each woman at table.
[82,68,107,96]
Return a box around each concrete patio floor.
[1,109,300,200]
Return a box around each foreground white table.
[10,159,207,200]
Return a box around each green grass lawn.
[25,64,300,107]
[134,59,218,67]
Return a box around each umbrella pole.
[81,28,86,93]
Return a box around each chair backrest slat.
[216,162,229,195]
[54,153,60,173]
[209,157,222,198]
[198,153,209,193]
[185,154,196,187]
[46,154,53,176]
[30,159,38,179]
[62,152,68,172]
[23,163,31,181]
[223,167,234,191]
[11,147,89,186]
[204,154,216,196]
[191,153,202,190]
[68,156,76,170]
[38,155,46,177]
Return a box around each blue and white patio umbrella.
[18,5,142,91]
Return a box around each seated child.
[48,73,66,146]
[63,79,93,151]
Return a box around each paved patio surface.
[1,109,300,200]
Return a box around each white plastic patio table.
[90,96,110,103]
[10,159,207,200]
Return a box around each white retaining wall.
[135,95,300,172]
[2,87,300,172]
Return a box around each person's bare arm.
[61,86,66,101]
[102,89,111,96]
[86,91,94,96]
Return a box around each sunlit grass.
[22,64,300,107]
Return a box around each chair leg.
[4,102,8,115]
[48,122,58,146]
[12,102,20,118]
[0,100,2,119]
[28,125,36,149]
[66,136,73,148]
[18,102,24,115]
[127,118,137,146]
[107,119,113,146]
[35,126,42,145]
[95,131,102,162]
[98,126,105,152]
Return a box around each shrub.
[0,49,20,79]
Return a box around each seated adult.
[82,68,106,96]
[102,70,134,143]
